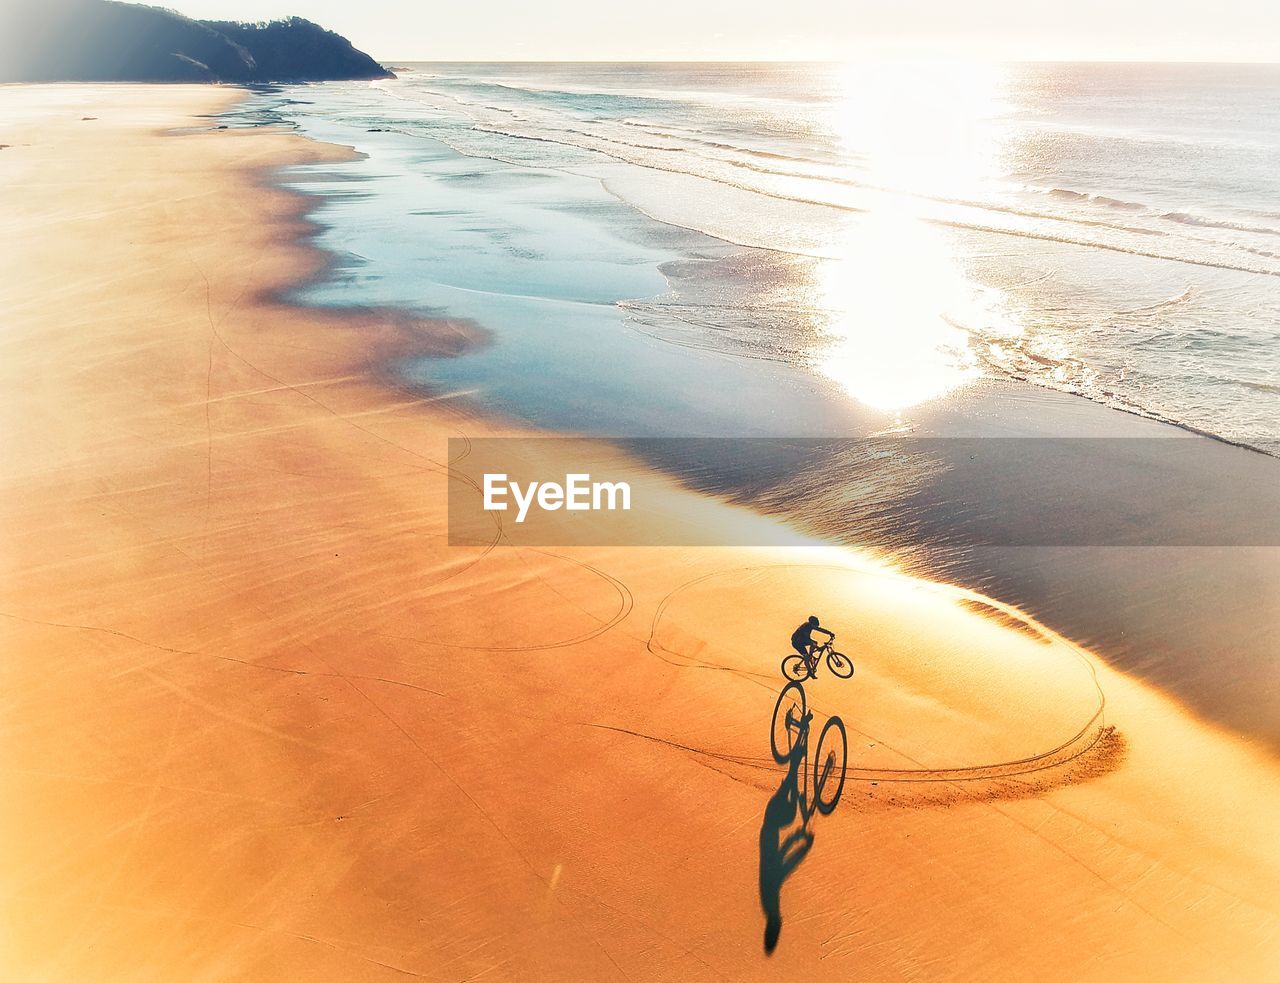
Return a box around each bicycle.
[769,681,847,816]
[781,636,854,682]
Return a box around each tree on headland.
[201,16,394,83]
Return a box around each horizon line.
[375,57,1280,66]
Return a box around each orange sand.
[1,85,1278,980]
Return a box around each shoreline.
[252,86,1280,750]
[249,78,1278,454]
[2,84,1279,979]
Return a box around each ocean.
[222,63,1280,747]
[239,61,1280,450]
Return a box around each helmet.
[808,615,820,626]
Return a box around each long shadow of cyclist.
[759,678,848,954]
[759,703,815,954]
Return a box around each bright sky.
[163,1,1280,63]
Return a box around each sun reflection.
[831,60,1013,195]
[808,61,1022,412]
[812,214,982,411]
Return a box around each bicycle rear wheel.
[781,654,811,682]
[813,716,848,814]
[770,682,807,764]
[826,649,854,679]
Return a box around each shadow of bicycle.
[759,680,847,954]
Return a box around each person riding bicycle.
[790,615,834,675]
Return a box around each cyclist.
[790,615,834,677]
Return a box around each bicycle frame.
[782,636,851,683]
[806,639,833,673]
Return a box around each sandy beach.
[2,85,1279,980]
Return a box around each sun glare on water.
[809,61,1022,413]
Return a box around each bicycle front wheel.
[813,716,848,815]
[826,649,854,679]
[781,654,812,682]
[770,681,806,764]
